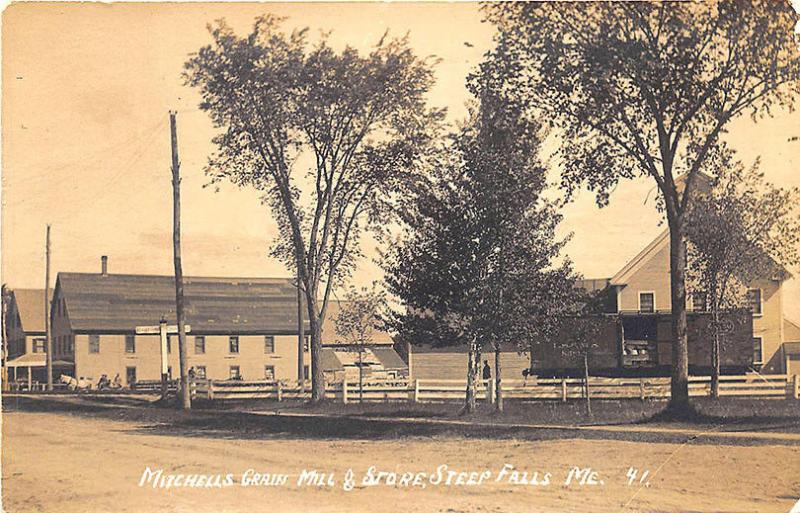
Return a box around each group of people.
[96,373,122,390]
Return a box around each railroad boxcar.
[531,310,754,377]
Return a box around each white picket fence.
[190,374,800,403]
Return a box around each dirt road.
[3,405,799,513]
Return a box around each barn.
[50,261,310,385]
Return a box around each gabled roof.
[610,229,669,286]
[321,298,394,345]
[56,273,308,334]
[371,346,408,370]
[10,289,53,334]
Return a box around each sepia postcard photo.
[1,1,800,512]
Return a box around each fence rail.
[190,374,800,403]
[9,375,795,402]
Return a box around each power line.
[4,117,169,216]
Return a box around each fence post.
[561,378,567,402]
[487,379,495,404]
[342,377,348,405]
[639,378,645,401]
[207,380,214,401]
[414,379,420,403]
[792,374,799,400]
[276,381,282,402]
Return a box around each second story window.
[89,334,100,353]
[639,292,655,314]
[264,335,275,354]
[746,289,762,316]
[125,334,136,354]
[229,336,239,354]
[32,338,46,353]
[195,336,205,354]
[167,335,173,354]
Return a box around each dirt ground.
[3,397,800,513]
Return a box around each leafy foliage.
[482,1,800,410]
[687,159,800,307]
[184,16,442,400]
[334,284,388,347]
[384,77,577,411]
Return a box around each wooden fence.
[190,374,800,403]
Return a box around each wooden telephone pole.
[45,224,53,391]
[170,111,190,410]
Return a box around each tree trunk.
[583,353,592,417]
[711,291,721,400]
[465,337,478,414]
[359,347,364,403]
[667,222,690,413]
[494,344,503,413]
[306,296,325,402]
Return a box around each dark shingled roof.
[371,346,408,370]
[321,299,394,345]
[57,273,308,334]
[321,348,344,372]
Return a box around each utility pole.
[297,271,305,391]
[170,111,190,410]
[45,224,53,391]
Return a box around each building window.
[167,366,173,379]
[126,366,137,386]
[89,334,100,354]
[639,292,655,313]
[195,336,205,354]
[304,335,310,353]
[195,366,207,379]
[229,336,239,354]
[229,366,241,380]
[32,338,46,353]
[692,292,707,312]
[125,334,136,354]
[303,365,310,380]
[264,335,275,354]
[67,335,74,354]
[746,289,762,316]
[753,337,764,365]
[264,365,275,381]
[167,335,173,354]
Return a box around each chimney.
[101,256,108,276]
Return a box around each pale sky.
[2,2,799,319]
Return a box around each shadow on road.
[5,395,799,447]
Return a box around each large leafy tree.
[184,16,441,401]
[686,157,800,398]
[483,1,800,413]
[385,82,574,413]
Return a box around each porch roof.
[5,353,74,368]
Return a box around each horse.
[59,374,92,391]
